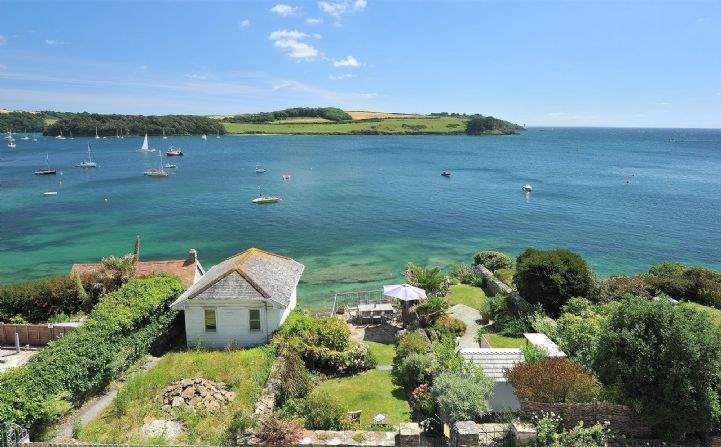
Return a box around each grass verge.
[484,333,527,348]
[80,347,273,445]
[446,284,488,314]
[364,340,395,365]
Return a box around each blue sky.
[1,0,720,127]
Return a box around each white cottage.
[170,248,304,348]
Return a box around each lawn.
[80,348,273,445]
[483,333,527,348]
[223,116,467,135]
[364,341,395,365]
[446,284,488,314]
[313,369,411,430]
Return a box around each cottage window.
[249,309,261,332]
[204,309,217,332]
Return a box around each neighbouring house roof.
[523,333,566,357]
[70,249,204,288]
[170,247,305,309]
[459,348,525,382]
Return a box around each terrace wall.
[473,265,525,306]
[0,323,75,346]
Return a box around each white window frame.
[249,309,261,332]
[204,308,217,332]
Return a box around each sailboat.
[138,133,155,152]
[7,139,16,148]
[144,152,169,177]
[34,154,58,175]
[116,129,120,139]
[20,129,30,141]
[95,127,100,139]
[77,143,97,168]
[216,130,221,139]
[69,130,75,140]
[201,134,207,140]
[162,128,168,140]
[252,187,281,204]
[3,130,11,140]
[55,130,66,140]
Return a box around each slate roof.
[70,251,202,288]
[459,348,525,382]
[170,248,304,308]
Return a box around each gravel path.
[448,304,483,349]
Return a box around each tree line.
[465,115,522,135]
[225,107,352,123]
[44,112,225,136]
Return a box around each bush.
[254,417,303,446]
[432,335,464,373]
[474,251,513,271]
[532,412,613,447]
[522,343,548,364]
[495,268,515,287]
[431,365,494,422]
[645,264,721,308]
[315,317,351,351]
[411,296,449,327]
[275,345,313,405]
[410,383,435,418]
[514,249,595,317]
[593,296,721,440]
[0,275,183,433]
[450,263,476,285]
[595,275,652,303]
[555,308,604,370]
[303,390,349,430]
[393,352,438,389]
[404,263,449,297]
[506,357,602,403]
[0,275,103,323]
[529,311,557,339]
[433,315,466,337]
[488,295,533,337]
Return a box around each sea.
[1,128,720,308]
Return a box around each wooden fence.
[0,324,76,347]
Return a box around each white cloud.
[333,55,361,67]
[329,73,357,80]
[185,73,209,80]
[318,1,347,17]
[306,17,324,24]
[354,0,367,10]
[0,35,6,46]
[312,33,323,40]
[45,39,65,46]
[270,4,299,17]
[239,19,251,29]
[655,101,670,106]
[269,30,319,60]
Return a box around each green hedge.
[0,275,183,434]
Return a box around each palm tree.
[404,263,449,297]
[101,253,138,287]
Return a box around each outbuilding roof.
[459,348,525,382]
[170,248,304,309]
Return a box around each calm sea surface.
[1,128,720,307]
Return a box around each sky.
[0,0,720,128]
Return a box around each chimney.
[187,249,198,264]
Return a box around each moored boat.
[34,154,58,175]
[252,195,281,204]
[522,184,533,192]
[166,146,183,156]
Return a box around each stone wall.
[520,400,654,439]
[473,265,525,306]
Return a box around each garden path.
[448,304,483,349]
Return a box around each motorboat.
[252,195,281,204]
[441,170,452,177]
[34,154,58,175]
[201,134,207,140]
[255,164,267,174]
[7,140,16,148]
[166,146,183,156]
[522,184,533,192]
[43,191,58,196]
[164,163,177,169]
[282,174,291,180]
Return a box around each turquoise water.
[1,128,720,307]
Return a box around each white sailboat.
[21,129,30,141]
[7,139,16,148]
[69,130,75,140]
[77,143,97,168]
[216,130,221,139]
[162,128,168,140]
[116,129,120,139]
[55,130,66,140]
[138,133,155,152]
[144,152,169,177]
[95,127,100,139]
[201,134,207,140]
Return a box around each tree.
[593,296,721,440]
[133,235,141,259]
[473,250,513,271]
[101,254,138,287]
[514,249,594,317]
[465,115,520,135]
[404,263,449,297]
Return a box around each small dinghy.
[522,184,533,192]
[43,191,58,196]
[282,174,291,180]
[441,170,452,177]
[253,195,281,204]
[255,164,267,174]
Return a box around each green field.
[80,348,273,445]
[313,369,411,430]
[223,116,467,135]
[446,284,488,314]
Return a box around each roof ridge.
[222,247,294,263]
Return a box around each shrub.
[506,357,602,403]
[474,251,513,271]
[254,417,303,446]
[532,412,613,447]
[432,335,464,372]
[303,390,349,430]
[431,365,494,422]
[0,275,183,433]
[394,352,438,389]
[522,343,548,364]
[555,308,604,370]
[411,296,449,327]
[488,295,533,337]
[514,249,595,317]
[593,296,721,440]
[450,263,475,284]
[644,264,721,308]
[395,331,431,360]
[433,315,466,337]
[410,383,435,418]
[529,311,557,339]
[495,268,515,287]
[314,317,351,351]
[0,275,103,323]
[404,263,449,297]
[275,345,313,405]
